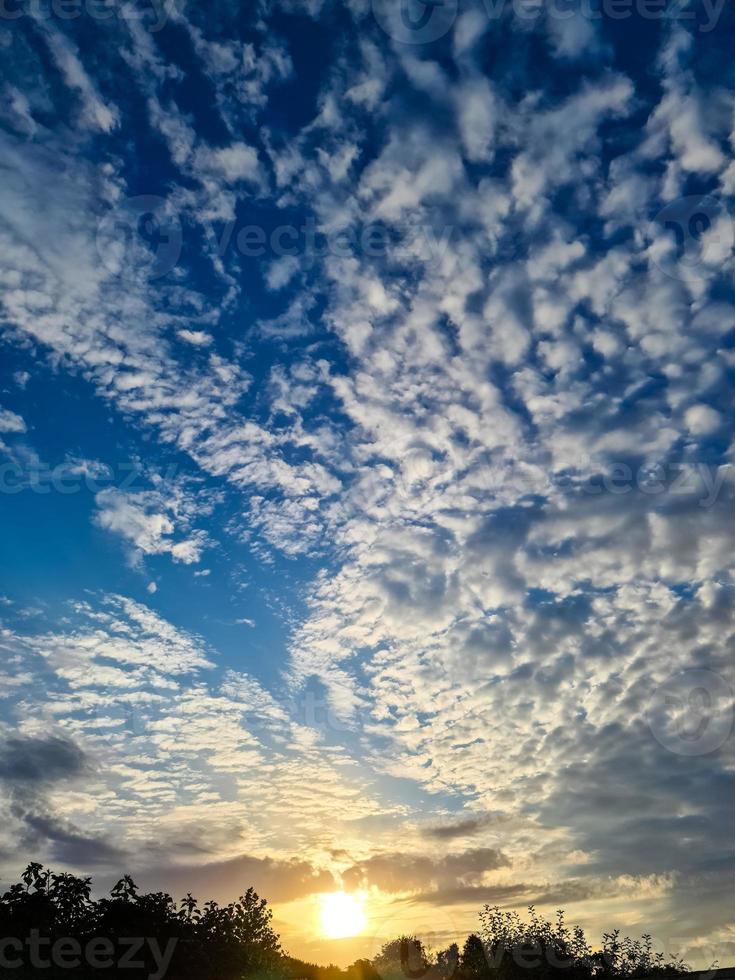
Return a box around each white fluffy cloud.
[0,408,26,434]
[94,488,211,566]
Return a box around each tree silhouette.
[0,864,282,980]
[374,937,431,980]
[461,934,491,980]
[475,906,688,980]
[0,865,695,980]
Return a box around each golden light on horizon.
[318,891,367,940]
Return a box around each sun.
[318,891,367,939]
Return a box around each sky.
[1,0,735,969]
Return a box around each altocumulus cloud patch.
[0,0,734,967]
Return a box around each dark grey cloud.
[343,848,510,894]
[410,883,528,907]
[21,812,124,867]
[139,854,338,905]
[411,876,652,909]
[540,721,735,879]
[423,816,495,841]
[0,735,87,784]
[0,735,112,869]
[535,718,735,943]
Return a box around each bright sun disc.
[319,891,367,939]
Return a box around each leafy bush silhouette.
[282,955,383,980]
[0,866,695,980]
[0,863,282,979]
[366,908,690,980]
[374,937,432,980]
[468,907,688,980]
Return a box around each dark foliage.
[367,909,690,980]
[465,907,690,980]
[0,863,282,979]
[374,937,432,980]
[283,955,383,980]
[0,866,694,980]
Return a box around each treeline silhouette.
[0,865,691,980]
